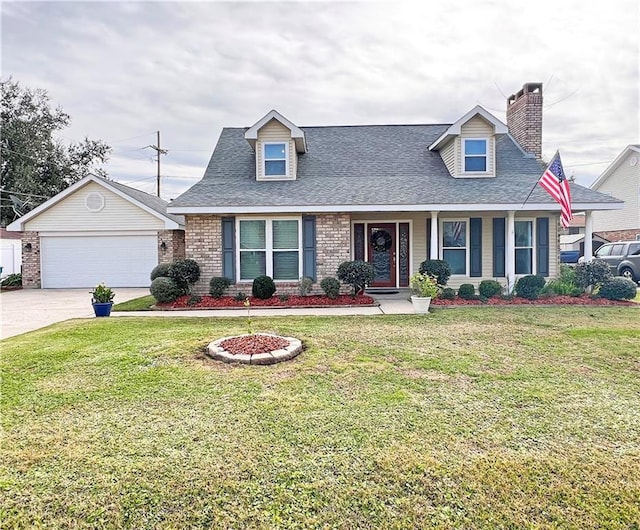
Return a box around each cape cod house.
[167,83,622,295]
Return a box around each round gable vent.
[85,191,105,212]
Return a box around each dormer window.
[463,139,487,172]
[264,142,288,177]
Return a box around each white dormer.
[244,110,307,181]
[429,105,507,178]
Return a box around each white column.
[584,211,593,261]
[430,211,439,260]
[506,210,516,292]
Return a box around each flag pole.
[520,151,557,210]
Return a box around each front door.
[368,223,396,288]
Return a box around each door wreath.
[370,230,392,252]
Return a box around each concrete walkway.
[1,288,414,340]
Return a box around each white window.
[515,220,534,274]
[463,139,487,173]
[442,220,467,275]
[238,218,301,281]
[263,142,288,177]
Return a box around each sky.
[2,0,639,201]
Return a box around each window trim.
[440,218,468,276]
[261,141,289,179]
[514,218,536,276]
[236,216,302,282]
[462,138,489,175]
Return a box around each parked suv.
[592,241,640,283]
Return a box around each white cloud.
[2,0,638,199]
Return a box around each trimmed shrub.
[150,263,172,281]
[209,276,232,298]
[598,277,637,300]
[150,277,183,303]
[419,259,452,286]
[337,260,375,295]
[298,276,314,296]
[458,283,476,300]
[479,279,502,298]
[168,258,200,293]
[440,287,456,300]
[0,273,22,287]
[320,277,341,299]
[515,274,546,300]
[252,275,276,299]
[575,260,613,292]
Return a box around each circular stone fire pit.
[207,333,303,365]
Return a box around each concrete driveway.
[1,288,149,339]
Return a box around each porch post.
[430,211,439,260]
[506,210,516,291]
[584,210,593,261]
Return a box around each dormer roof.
[244,109,307,153]
[428,105,508,151]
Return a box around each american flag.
[539,152,573,228]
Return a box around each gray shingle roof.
[169,124,621,210]
[105,177,185,226]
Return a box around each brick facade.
[595,229,640,242]
[184,212,353,296]
[506,82,543,160]
[21,231,40,288]
[157,229,186,263]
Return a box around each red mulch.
[157,294,376,309]
[220,334,290,355]
[432,294,635,306]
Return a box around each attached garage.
[7,175,185,288]
[40,234,159,288]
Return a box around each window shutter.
[536,217,550,277]
[222,217,236,281]
[470,218,482,277]
[302,215,316,281]
[426,217,432,260]
[493,218,505,277]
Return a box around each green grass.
[1,308,639,529]
[112,295,157,311]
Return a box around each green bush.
[458,284,476,300]
[298,276,314,296]
[150,263,172,281]
[209,276,232,298]
[168,259,200,293]
[478,280,502,298]
[0,273,22,287]
[440,287,456,300]
[234,291,247,302]
[575,260,613,292]
[543,265,579,295]
[515,275,546,300]
[419,259,452,286]
[150,277,183,303]
[252,275,276,299]
[598,277,637,300]
[336,260,375,295]
[320,277,341,299]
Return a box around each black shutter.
[493,218,505,277]
[536,217,550,277]
[222,217,236,281]
[470,218,482,277]
[426,217,432,260]
[302,215,316,281]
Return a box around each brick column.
[21,231,41,288]
[316,213,351,287]
[157,229,186,263]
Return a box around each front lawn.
[1,308,639,528]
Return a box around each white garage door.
[41,235,158,288]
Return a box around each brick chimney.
[506,82,543,160]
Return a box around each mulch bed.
[432,294,636,306]
[156,294,376,310]
[220,334,290,355]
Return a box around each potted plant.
[91,283,115,317]
[409,272,439,314]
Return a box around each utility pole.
[145,131,168,197]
